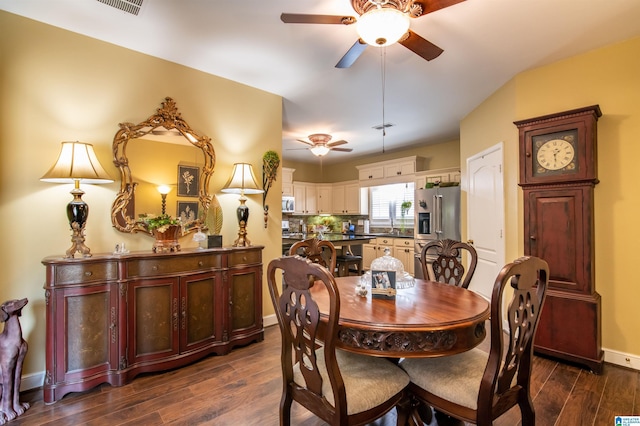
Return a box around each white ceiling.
[3,0,640,164]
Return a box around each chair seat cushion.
[293,348,409,415]
[399,348,488,410]
[337,255,362,261]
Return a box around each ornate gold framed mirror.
[111,97,222,235]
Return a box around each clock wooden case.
[515,105,603,373]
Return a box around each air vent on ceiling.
[372,123,394,130]
[96,0,144,16]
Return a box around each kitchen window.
[369,182,415,228]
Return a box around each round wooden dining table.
[309,276,490,358]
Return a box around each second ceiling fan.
[281,0,465,68]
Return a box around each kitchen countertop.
[282,233,414,242]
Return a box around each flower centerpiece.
[139,214,182,253]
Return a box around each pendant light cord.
[380,46,387,153]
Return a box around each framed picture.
[177,164,200,197]
[371,270,396,299]
[177,201,199,224]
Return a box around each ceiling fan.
[291,133,353,157]
[281,0,465,68]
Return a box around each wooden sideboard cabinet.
[42,246,264,404]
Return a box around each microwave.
[282,196,295,213]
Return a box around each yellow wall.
[283,139,460,183]
[461,36,640,357]
[0,12,283,379]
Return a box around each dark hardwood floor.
[14,325,640,426]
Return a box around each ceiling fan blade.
[399,30,444,61]
[327,140,348,147]
[418,0,466,15]
[295,139,314,146]
[331,147,353,152]
[280,13,356,25]
[336,39,368,68]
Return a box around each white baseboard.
[263,313,277,328]
[603,347,640,370]
[503,319,640,371]
[20,371,44,392]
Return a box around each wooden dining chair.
[267,256,410,426]
[399,256,549,426]
[420,239,478,289]
[289,237,337,274]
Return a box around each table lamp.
[221,163,264,247]
[41,141,113,258]
[157,185,172,215]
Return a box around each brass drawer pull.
[198,261,204,267]
[152,265,159,271]
[84,271,93,277]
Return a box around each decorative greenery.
[139,214,180,233]
[262,150,280,205]
[400,201,412,233]
[400,201,412,216]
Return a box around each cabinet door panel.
[228,267,261,335]
[130,278,179,363]
[181,272,222,351]
[57,285,116,379]
[525,187,591,293]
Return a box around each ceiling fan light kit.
[310,145,331,156]
[356,7,410,46]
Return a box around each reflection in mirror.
[111,97,222,236]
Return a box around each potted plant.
[139,214,182,253]
[400,201,412,233]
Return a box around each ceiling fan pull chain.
[380,46,387,152]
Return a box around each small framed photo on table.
[371,270,396,299]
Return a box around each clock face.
[536,139,575,170]
[533,130,578,176]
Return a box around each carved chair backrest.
[267,256,345,420]
[477,256,549,422]
[420,239,478,289]
[289,238,337,274]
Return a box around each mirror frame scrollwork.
[111,97,218,235]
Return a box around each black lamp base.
[232,198,251,247]
[65,188,92,258]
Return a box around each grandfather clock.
[515,105,603,373]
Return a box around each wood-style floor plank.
[11,325,640,426]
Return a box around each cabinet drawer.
[229,250,261,267]
[394,239,414,248]
[127,254,222,277]
[55,262,118,285]
[376,238,394,246]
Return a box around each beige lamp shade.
[41,141,113,184]
[221,163,264,195]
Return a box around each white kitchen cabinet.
[358,165,385,182]
[316,185,332,214]
[363,237,414,276]
[357,156,423,185]
[332,184,346,214]
[332,181,368,215]
[393,238,415,276]
[293,182,317,214]
[415,167,461,189]
[383,160,415,178]
[282,168,294,196]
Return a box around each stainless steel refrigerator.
[413,185,461,279]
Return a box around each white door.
[466,143,505,301]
